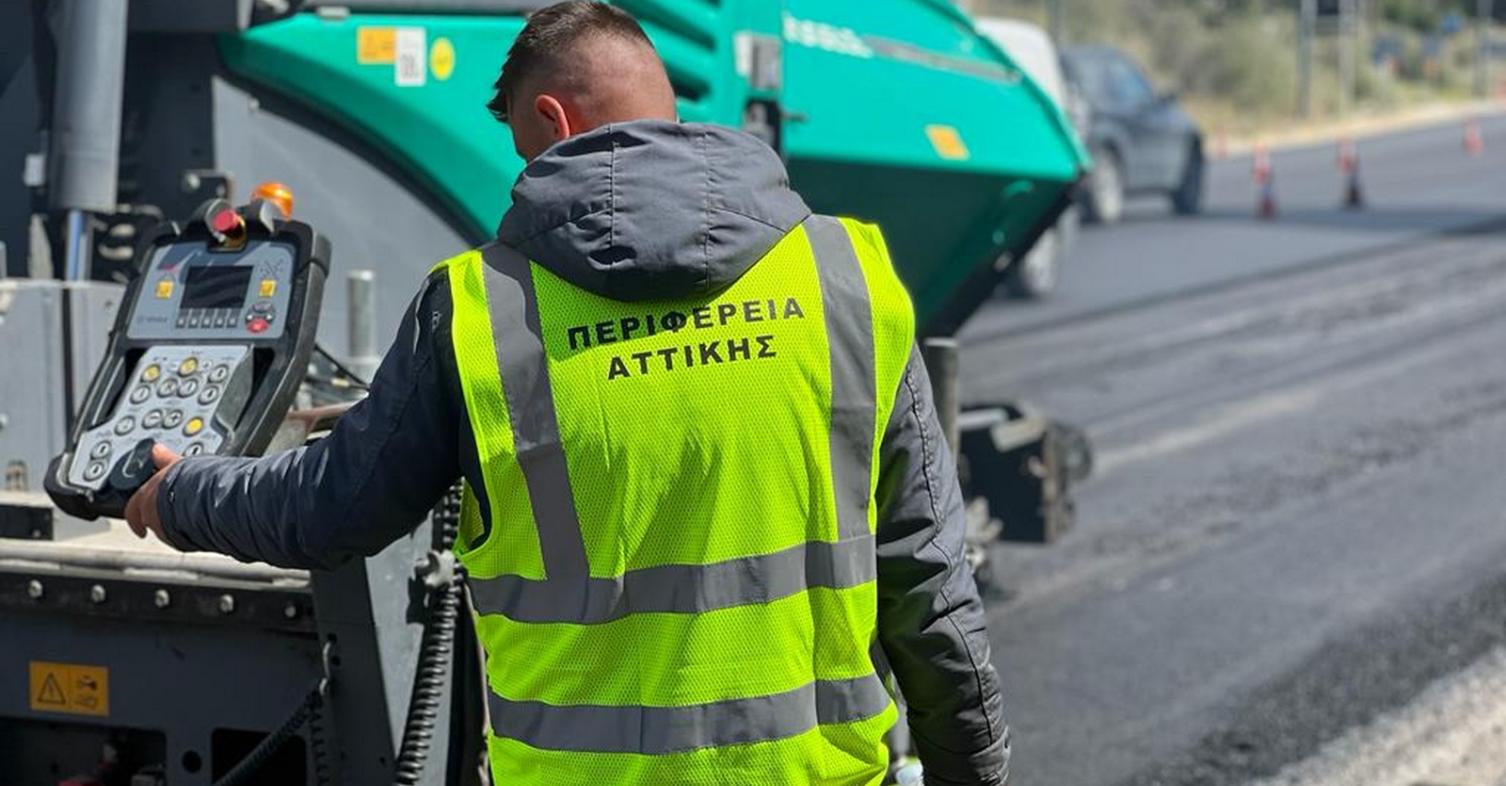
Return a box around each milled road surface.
[957,114,1506,786]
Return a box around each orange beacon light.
[252,181,295,218]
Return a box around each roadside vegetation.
[977,0,1504,137]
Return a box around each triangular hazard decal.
[36,673,66,705]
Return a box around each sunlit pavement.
[963,113,1506,341]
[1250,646,1506,786]
[956,114,1506,786]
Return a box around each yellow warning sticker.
[430,37,456,81]
[357,27,397,64]
[925,124,971,161]
[29,661,109,717]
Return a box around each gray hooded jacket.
[159,120,1009,785]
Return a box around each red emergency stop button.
[247,316,270,334]
[211,209,247,248]
[212,209,240,233]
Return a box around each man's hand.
[124,444,182,543]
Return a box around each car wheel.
[1171,142,1205,215]
[1003,229,1058,299]
[1083,146,1125,225]
[1004,207,1076,299]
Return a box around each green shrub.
[974,0,1489,129]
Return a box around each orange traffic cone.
[1464,118,1485,156]
[1254,145,1277,220]
[1338,138,1365,210]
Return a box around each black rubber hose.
[393,485,466,785]
[212,686,323,786]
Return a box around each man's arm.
[150,273,463,570]
[874,346,1010,786]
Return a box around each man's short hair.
[487,1,655,123]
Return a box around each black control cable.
[303,344,372,407]
[394,484,467,784]
[207,489,465,786]
[313,343,371,391]
[211,675,331,786]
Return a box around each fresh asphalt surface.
[956,113,1506,786]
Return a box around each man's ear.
[534,94,572,142]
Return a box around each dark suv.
[1061,45,1205,224]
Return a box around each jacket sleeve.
[156,272,463,570]
[874,345,1010,786]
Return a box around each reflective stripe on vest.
[438,215,915,783]
[487,673,893,755]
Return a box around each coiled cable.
[309,679,338,786]
[209,485,464,786]
[393,484,466,785]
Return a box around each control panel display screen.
[128,240,295,341]
[181,266,253,310]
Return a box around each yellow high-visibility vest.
[434,215,915,785]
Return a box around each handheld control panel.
[47,198,329,520]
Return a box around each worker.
[123,2,1009,784]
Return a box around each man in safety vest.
[125,2,1010,783]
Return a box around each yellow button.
[259,279,277,298]
[184,417,205,437]
[155,278,174,299]
[140,364,162,383]
[178,357,199,376]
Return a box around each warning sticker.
[29,661,109,717]
[357,27,397,64]
[395,28,428,87]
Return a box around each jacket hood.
[498,120,811,302]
